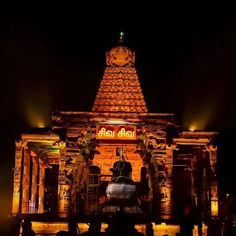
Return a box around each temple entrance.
[44,165,59,213]
[172,156,192,217]
[87,143,147,214]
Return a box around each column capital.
[32,155,39,163]
[15,140,24,148]
[20,141,29,149]
[166,144,177,150]
[39,161,47,168]
[60,141,66,148]
[206,145,217,152]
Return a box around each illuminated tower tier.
[92,36,148,113]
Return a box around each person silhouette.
[56,218,80,236]
[110,148,132,178]
[8,214,22,236]
[179,204,194,236]
[207,219,221,236]
[105,211,144,236]
[68,218,80,235]
[80,219,102,236]
[145,222,154,236]
[21,218,36,236]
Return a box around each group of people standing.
[8,212,152,236]
[8,215,35,236]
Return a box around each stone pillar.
[38,160,45,213]
[21,146,30,214]
[190,155,198,207]
[155,146,174,219]
[208,145,218,217]
[57,141,70,217]
[161,146,174,218]
[149,142,174,219]
[149,151,159,216]
[12,141,23,215]
[71,153,85,214]
[30,156,38,213]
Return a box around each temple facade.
[12,37,218,233]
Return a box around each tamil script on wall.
[96,125,136,140]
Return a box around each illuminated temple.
[12,36,218,235]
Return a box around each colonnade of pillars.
[12,140,72,217]
[208,145,218,217]
[194,146,218,217]
[155,146,174,218]
[154,143,218,219]
[12,141,45,215]
[182,145,218,218]
[12,141,218,218]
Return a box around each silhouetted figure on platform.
[179,204,194,236]
[8,214,22,236]
[110,148,132,178]
[207,219,221,236]
[56,218,80,236]
[21,218,36,236]
[80,219,102,236]
[223,217,236,236]
[145,222,154,236]
[105,211,144,236]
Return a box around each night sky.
[1,2,236,225]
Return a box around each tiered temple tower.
[11,35,218,235]
[92,35,147,113]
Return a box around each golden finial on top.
[119,31,124,43]
[105,32,135,67]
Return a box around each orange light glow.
[20,84,51,128]
[25,106,48,128]
[31,118,45,128]
[189,125,196,132]
[182,97,218,131]
[211,197,218,217]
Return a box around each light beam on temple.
[20,84,51,128]
[189,125,196,132]
[182,98,218,131]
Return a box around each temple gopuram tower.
[92,33,147,113]
[11,34,218,235]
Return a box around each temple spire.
[92,39,148,113]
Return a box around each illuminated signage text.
[96,126,136,140]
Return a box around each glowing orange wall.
[93,144,143,182]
